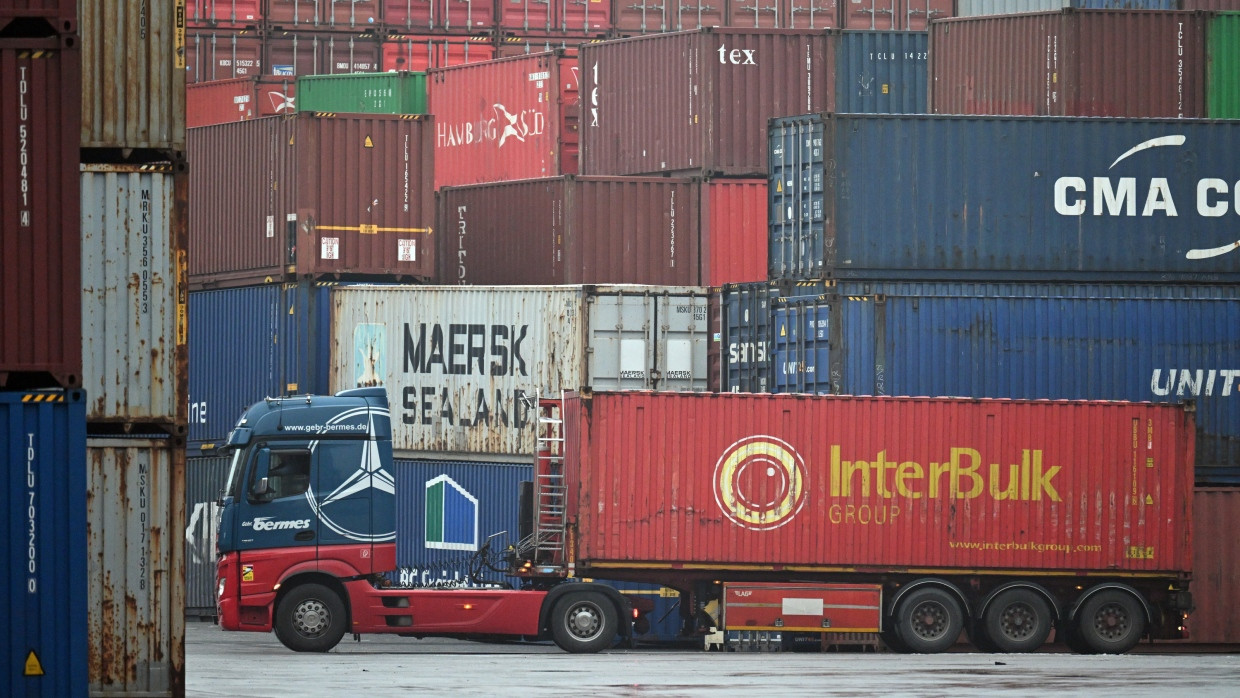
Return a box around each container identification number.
[26,434,37,593]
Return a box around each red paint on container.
[316,32,383,74]
[558,0,611,36]
[1186,488,1240,643]
[189,113,435,287]
[0,39,82,388]
[496,0,555,35]
[841,0,951,30]
[265,0,380,30]
[186,0,263,28]
[186,76,296,127]
[563,392,1195,576]
[429,49,579,188]
[186,30,263,83]
[263,30,383,77]
[580,29,833,177]
[610,0,726,35]
[929,10,1206,118]
[438,176,766,286]
[729,0,842,30]
[381,35,495,71]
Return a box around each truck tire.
[549,591,618,654]
[273,583,348,653]
[1075,590,1146,654]
[894,587,964,654]
[983,589,1053,653]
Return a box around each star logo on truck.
[306,406,396,542]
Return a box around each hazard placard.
[25,650,44,677]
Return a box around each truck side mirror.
[249,449,272,502]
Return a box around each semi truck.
[215,388,1194,654]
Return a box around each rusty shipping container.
[186,76,297,128]
[438,176,768,286]
[580,28,833,177]
[81,164,187,425]
[0,0,75,35]
[1185,488,1240,644]
[1,38,82,389]
[186,29,264,83]
[929,9,1206,118]
[80,0,187,152]
[563,391,1194,577]
[429,49,580,188]
[188,113,436,287]
[87,437,185,697]
[330,285,710,455]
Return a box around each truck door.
[309,438,391,574]
[238,442,317,551]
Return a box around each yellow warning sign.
[242,565,254,582]
[25,650,44,677]
[1145,494,1154,505]
[364,136,375,148]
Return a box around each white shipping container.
[330,285,710,456]
[81,164,186,425]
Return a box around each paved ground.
[185,622,1240,697]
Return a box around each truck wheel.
[983,589,1052,653]
[894,587,964,654]
[1075,590,1146,654]
[550,591,618,654]
[967,620,1000,653]
[273,583,347,653]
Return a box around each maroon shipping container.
[429,50,579,188]
[610,0,726,35]
[186,76,296,127]
[1185,488,1240,644]
[186,30,263,83]
[381,35,496,72]
[265,0,381,29]
[496,0,555,35]
[842,0,951,31]
[729,0,841,30]
[0,0,75,35]
[266,30,383,76]
[381,0,494,34]
[558,0,610,36]
[563,392,1195,577]
[0,39,82,388]
[439,176,767,286]
[929,10,1206,118]
[186,0,263,28]
[189,113,435,287]
[580,29,833,177]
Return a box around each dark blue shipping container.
[720,281,830,393]
[772,295,832,394]
[2,390,87,698]
[769,113,1240,282]
[185,454,230,617]
[393,459,532,587]
[188,282,332,448]
[594,580,688,645]
[834,31,928,115]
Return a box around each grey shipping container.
[81,164,187,425]
[80,0,187,152]
[329,285,710,456]
[769,113,1240,282]
[2,390,88,698]
[88,437,185,697]
[185,454,229,618]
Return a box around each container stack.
[1,3,88,695]
[76,1,190,695]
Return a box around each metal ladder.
[533,393,567,566]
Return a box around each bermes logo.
[251,517,311,532]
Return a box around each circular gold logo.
[713,436,807,530]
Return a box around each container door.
[842,0,896,29]
[654,292,710,392]
[587,292,656,390]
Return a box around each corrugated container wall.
[956,0,1177,16]
[79,0,188,152]
[188,282,333,447]
[265,0,380,29]
[380,35,495,72]
[185,76,297,128]
[428,50,579,188]
[610,0,725,34]
[393,459,532,587]
[767,114,1240,282]
[186,0,263,27]
[295,71,427,114]
[563,392,1195,575]
[1208,12,1240,119]
[0,0,76,35]
[842,0,954,31]
[929,10,1206,118]
[81,164,187,425]
[1,40,82,389]
[835,30,928,114]
[87,437,185,697]
[580,29,833,177]
[329,285,709,456]
[1182,0,1240,9]
[702,178,769,286]
[1187,488,1240,643]
[717,280,833,393]
[380,0,494,33]
[188,113,436,286]
[185,454,229,617]
[2,390,87,698]
[186,29,263,83]
[727,0,839,30]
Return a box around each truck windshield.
[223,447,246,499]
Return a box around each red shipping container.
[438,176,767,286]
[610,0,726,35]
[557,0,610,36]
[381,0,494,34]
[266,0,381,30]
[496,0,555,35]
[563,392,1195,577]
[1,39,81,388]
[188,113,436,287]
[929,10,1206,118]
[429,49,579,188]
[580,29,833,177]
[381,34,495,71]
[186,29,263,83]
[1185,488,1240,644]
[842,0,951,31]
[186,0,263,27]
[0,0,75,35]
[186,76,296,127]
[317,32,384,74]
[264,30,383,77]
[729,0,841,30]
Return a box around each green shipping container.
[295,71,428,114]
[1208,13,1240,119]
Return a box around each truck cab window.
[249,449,312,502]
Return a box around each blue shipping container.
[834,31,928,115]
[2,390,88,698]
[188,282,332,448]
[185,454,230,617]
[393,459,532,587]
[769,113,1240,282]
[720,281,831,393]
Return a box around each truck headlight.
[218,578,226,599]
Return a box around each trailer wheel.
[983,589,1053,653]
[550,591,618,654]
[1075,590,1146,654]
[273,583,347,653]
[894,587,964,654]
[967,621,1001,653]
